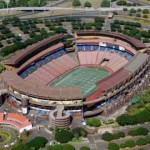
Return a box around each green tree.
[108,143,120,150]
[143,15,148,18]
[26,136,48,149]
[137,8,141,12]
[55,129,73,143]
[101,0,110,7]
[84,1,91,7]
[130,8,136,13]
[72,0,81,6]
[142,9,149,14]
[101,132,114,141]
[122,140,136,148]
[136,138,147,146]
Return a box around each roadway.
[129,0,150,6]
[0,6,150,12]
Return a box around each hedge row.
[101,132,125,141]
[108,136,150,150]
[128,127,149,136]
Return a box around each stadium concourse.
[0,30,149,118]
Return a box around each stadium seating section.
[76,43,133,60]
[19,47,66,78]
[78,51,128,73]
[25,55,79,85]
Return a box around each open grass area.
[49,67,109,97]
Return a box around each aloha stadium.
[0,30,149,118]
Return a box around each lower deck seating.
[78,51,128,72]
[25,55,79,85]
[19,48,66,78]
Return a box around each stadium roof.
[16,43,64,73]
[5,34,65,67]
[124,52,149,74]
[96,68,130,91]
[1,70,83,100]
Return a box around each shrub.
[108,143,119,150]
[86,118,101,127]
[55,129,73,143]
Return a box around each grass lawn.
[49,67,109,97]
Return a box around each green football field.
[49,67,109,97]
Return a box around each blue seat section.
[76,44,134,60]
[19,47,66,78]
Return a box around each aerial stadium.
[0,30,149,117]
